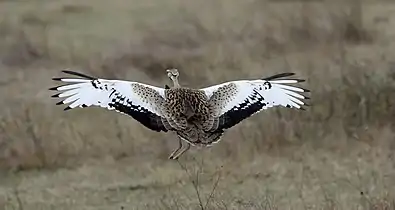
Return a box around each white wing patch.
[50,70,169,132]
[200,73,310,130]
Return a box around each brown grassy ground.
[0,0,394,209]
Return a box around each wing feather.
[54,78,90,83]
[282,89,306,99]
[50,70,170,132]
[274,84,307,92]
[269,79,302,84]
[56,89,80,98]
[63,94,80,104]
[52,83,86,91]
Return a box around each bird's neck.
[172,78,180,88]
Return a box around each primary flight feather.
[50,69,310,159]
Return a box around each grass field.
[0,0,394,209]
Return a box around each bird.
[50,69,310,160]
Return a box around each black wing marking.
[109,97,169,132]
[214,90,266,131]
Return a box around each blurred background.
[0,0,394,209]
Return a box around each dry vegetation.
[0,0,394,209]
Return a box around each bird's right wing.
[50,70,171,132]
[200,73,310,131]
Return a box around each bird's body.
[50,69,310,159]
[165,87,209,128]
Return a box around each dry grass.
[0,0,394,209]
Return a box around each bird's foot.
[168,143,190,160]
[168,154,179,160]
[169,147,181,160]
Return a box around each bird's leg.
[169,138,183,159]
[170,142,191,160]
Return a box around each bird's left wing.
[200,73,310,131]
[50,70,171,132]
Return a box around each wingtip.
[49,86,58,90]
[278,72,295,77]
[302,88,310,93]
[262,72,296,81]
[61,70,96,80]
[56,101,64,105]
[51,93,60,98]
[64,106,72,111]
[61,70,75,75]
[52,78,63,81]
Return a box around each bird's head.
[166,68,179,81]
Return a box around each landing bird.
[50,69,310,159]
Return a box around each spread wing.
[50,70,170,132]
[200,73,310,132]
